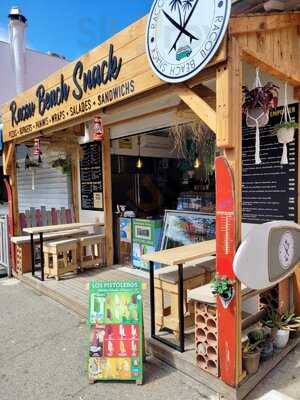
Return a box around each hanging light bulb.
[136,135,143,169]
[136,158,143,169]
[194,157,201,169]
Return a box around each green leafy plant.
[51,158,71,175]
[273,121,298,134]
[243,329,266,354]
[263,309,300,331]
[211,276,233,299]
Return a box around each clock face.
[278,231,295,270]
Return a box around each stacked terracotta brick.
[195,302,219,377]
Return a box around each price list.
[242,104,298,224]
[80,142,103,211]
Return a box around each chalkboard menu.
[80,142,103,211]
[242,104,298,224]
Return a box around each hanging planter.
[272,84,298,165]
[243,69,279,164]
[93,116,104,141]
[51,157,71,175]
[24,153,41,191]
[211,276,235,309]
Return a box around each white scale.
[233,221,300,290]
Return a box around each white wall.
[16,146,72,212]
[0,41,67,107]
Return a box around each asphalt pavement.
[0,278,218,400]
[1,278,300,400]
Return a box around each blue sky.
[0,0,153,60]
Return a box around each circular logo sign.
[146,0,231,83]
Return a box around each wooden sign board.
[88,281,144,384]
[1,17,162,143]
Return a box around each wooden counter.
[23,222,103,235]
[142,239,216,266]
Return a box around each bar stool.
[44,239,78,280]
[78,234,105,271]
[154,258,216,337]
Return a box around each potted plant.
[211,276,234,309]
[273,121,298,165]
[242,82,279,127]
[243,77,279,165]
[51,157,71,175]
[242,330,265,375]
[262,310,294,349]
[280,312,300,339]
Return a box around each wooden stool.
[44,239,78,280]
[78,234,105,271]
[154,264,207,337]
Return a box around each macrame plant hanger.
[246,68,266,165]
[279,83,292,165]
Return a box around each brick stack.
[195,302,219,377]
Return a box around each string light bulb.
[136,135,143,169]
[194,157,201,169]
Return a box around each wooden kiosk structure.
[2,3,300,399]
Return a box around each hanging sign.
[93,116,104,141]
[88,281,144,384]
[146,0,231,83]
[234,221,300,290]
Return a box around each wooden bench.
[154,259,215,337]
[78,234,106,271]
[44,239,78,280]
[12,229,88,275]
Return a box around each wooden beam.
[71,147,80,223]
[8,149,20,235]
[174,84,217,133]
[230,12,300,35]
[3,143,15,175]
[223,37,243,386]
[241,47,300,87]
[102,127,114,266]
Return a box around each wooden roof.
[232,0,300,15]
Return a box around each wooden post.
[216,36,243,386]
[71,147,80,223]
[102,127,114,266]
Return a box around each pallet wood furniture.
[154,259,215,337]
[19,206,75,230]
[44,239,78,280]
[23,223,103,281]
[142,240,216,352]
[11,229,89,275]
[78,234,106,271]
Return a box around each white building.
[0,7,71,214]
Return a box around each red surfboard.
[215,156,237,387]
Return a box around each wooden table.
[142,239,216,353]
[23,223,103,281]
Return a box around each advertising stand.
[88,281,144,384]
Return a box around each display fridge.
[132,218,163,271]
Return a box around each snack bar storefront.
[2,1,300,399]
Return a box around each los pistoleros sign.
[146,0,231,83]
[6,44,135,139]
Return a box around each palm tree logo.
[166,0,199,57]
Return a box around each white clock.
[278,231,295,270]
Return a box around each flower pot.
[246,107,269,128]
[276,127,295,144]
[243,350,261,375]
[219,286,235,309]
[274,329,290,349]
[276,127,295,164]
[261,340,274,361]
